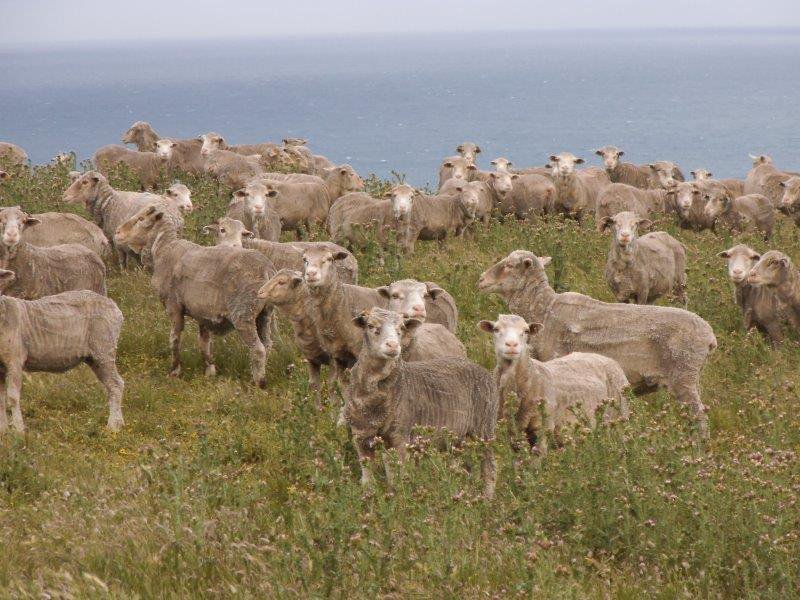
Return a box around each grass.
[0,161,798,598]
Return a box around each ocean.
[1,29,798,186]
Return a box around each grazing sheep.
[205,216,358,283]
[376,278,459,333]
[62,171,178,267]
[257,270,331,408]
[115,205,276,386]
[122,121,160,152]
[18,211,109,257]
[780,176,800,224]
[488,171,556,219]
[345,307,498,498]
[95,147,167,190]
[225,181,282,241]
[456,142,481,163]
[594,183,669,229]
[262,179,330,237]
[414,191,478,240]
[548,153,611,219]
[439,179,494,226]
[601,211,687,305]
[0,270,124,434]
[691,169,745,198]
[478,250,717,437]
[0,207,106,299]
[718,245,785,347]
[438,156,474,189]
[164,182,193,213]
[0,143,28,167]
[594,146,652,189]
[478,314,629,454]
[703,193,774,239]
[648,161,685,189]
[747,251,800,332]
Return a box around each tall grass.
[0,161,797,598]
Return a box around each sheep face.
[0,206,39,249]
[331,165,364,193]
[747,251,793,288]
[62,171,105,205]
[478,314,541,361]
[601,211,650,248]
[353,308,422,360]
[718,244,761,284]
[155,139,177,161]
[114,205,164,253]
[490,157,512,173]
[548,152,584,178]
[233,182,274,221]
[384,184,415,220]
[748,154,772,167]
[691,169,713,181]
[703,193,731,223]
[165,183,193,213]
[442,157,471,181]
[203,217,251,247]
[489,171,518,199]
[478,250,552,295]
[302,248,350,288]
[456,142,481,163]
[258,269,304,303]
[377,279,445,321]
[122,121,154,145]
[199,132,226,156]
[674,183,702,216]
[457,183,483,215]
[780,176,800,211]
[594,146,624,171]
[649,161,680,188]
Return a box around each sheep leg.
[307,360,323,410]
[0,373,7,432]
[167,308,185,377]
[89,360,125,432]
[5,367,24,433]
[234,322,267,388]
[670,377,708,440]
[480,444,497,500]
[115,246,128,270]
[763,321,783,349]
[256,309,274,357]
[354,437,377,487]
[197,326,216,377]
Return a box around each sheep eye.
[392,293,399,299]
[220,228,226,233]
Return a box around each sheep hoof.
[205,365,217,377]
[107,418,124,432]
[257,378,267,390]
[169,367,181,378]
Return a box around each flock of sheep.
[1,125,799,498]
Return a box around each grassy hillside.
[0,162,798,598]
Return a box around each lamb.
[439,180,494,226]
[691,169,745,198]
[122,121,160,152]
[438,156,474,189]
[225,181,282,241]
[601,211,687,305]
[115,205,276,386]
[154,138,205,175]
[780,176,800,224]
[488,171,556,219]
[257,270,332,408]
[548,153,611,219]
[0,142,29,167]
[595,183,669,229]
[718,245,785,347]
[327,186,421,254]
[744,155,797,208]
[345,307,498,498]
[95,147,167,190]
[0,270,124,434]
[746,250,800,332]
[262,179,330,237]
[376,278,459,333]
[205,216,358,283]
[456,142,481,163]
[18,211,109,257]
[478,250,717,437]
[164,182,193,213]
[414,191,478,240]
[594,146,652,189]
[648,161,685,189]
[703,193,774,239]
[0,207,107,299]
[478,314,629,454]
[62,171,180,267]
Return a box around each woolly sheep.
[746,250,800,332]
[548,152,611,219]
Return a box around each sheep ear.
[0,269,16,291]
[332,251,349,261]
[544,164,552,169]
[490,159,498,165]
[24,217,41,227]
[425,283,445,299]
[527,322,543,335]
[779,181,786,188]
[267,190,278,197]
[404,318,424,332]
[717,250,731,259]
[594,149,603,156]
[778,257,790,268]
[242,229,254,238]
[618,150,624,157]
[443,161,454,168]
[638,218,653,230]
[353,311,369,329]
[377,286,391,299]
[521,257,534,268]
[549,155,558,162]
[91,174,100,182]
[751,253,761,261]
[600,216,614,232]
[489,172,498,180]
[475,146,481,154]
[511,174,519,180]
[467,165,477,172]
[456,145,463,153]
[648,164,656,170]
[690,171,696,177]
[538,256,552,267]
[477,320,496,333]
[455,185,464,192]
[291,275,303,287]
[575,158,585,164]
[233,189,246,198]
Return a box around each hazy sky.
[1,0,799,45]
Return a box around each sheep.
[205,216,358,283]
[548,153,611,219]
[0,142,28,167]
[257,270,332,408]
[478,250,717,437]
[95,147,167,190]
[62,171,179,267]
[258,165,363,206]
[780,176,800,224]
[0,207,106,299]
[203,147,264,189]
[595,183,669,229]
[438,156,474,189]
[601,211,687,305]
[703,193,774,239]
[312,154,335,174]
[456,142,481,163]
[747,250,800,332]
[487,171,556,219]
[691,169,745,198]
[744,155,798,209]
[327,186,421,254]
[490,157,513,173]
[718,245,785,347]
[68,170,81,183]
[225,181,282,241]
[92,144,130,169]
[0,270,124,434]
[18,211,109,257]
[164,182,193,213]
[376,278,459,333]
[114,205,276,386]
[668,180,729,230]
[155,138,205,175]
[648,161,685,189]
[439,180,494,226]
[594,146,652,189]
[413,191,478,240]
[478,314,629,454]
[345,307,498,498]
[262,179,330,237]
[122,121,160,152]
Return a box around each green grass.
[0,161,798,598]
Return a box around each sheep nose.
[412,304,425,313]
[505,341,518,349]
[732,268,743,277]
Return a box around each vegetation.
[0,161,798,598]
